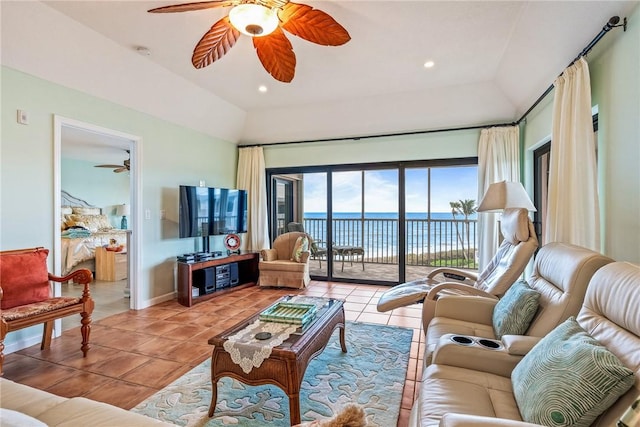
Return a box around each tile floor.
[3,280,424,426]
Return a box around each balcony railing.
[303,217,478,270]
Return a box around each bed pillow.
[61,206,73,215]
[512,317,634,427]
[291,235,309,262]
[66,214,111,232]
[71,206,101,215]
[0,248,51,310]
[492,279,540,339]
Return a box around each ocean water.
[302,212,478,255]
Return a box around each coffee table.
[207,296,346,425]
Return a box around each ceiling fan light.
[229,4,279,37]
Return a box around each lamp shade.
[116,204,130,217]
[477,181,537,212]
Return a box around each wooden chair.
[0,247,94,375]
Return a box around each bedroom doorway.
[54,116,142,334]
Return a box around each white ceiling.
[4,1,638,151]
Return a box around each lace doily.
[223,319,299,373]
[222,296,333,374]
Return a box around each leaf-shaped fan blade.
[253,27,296,83]
[192,16,241,69]
[114,167,128,173]
[148,1,236,13]
[279,2,351,46]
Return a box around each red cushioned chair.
[0,247,94,375]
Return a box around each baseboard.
[137,291,176,309]
[4,334,42,355]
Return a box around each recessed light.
[423,60,435,69]
[258,85,268,93]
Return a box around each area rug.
[132,321,413,426]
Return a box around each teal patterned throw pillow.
[512,317,634,427]
[492,280,540,339]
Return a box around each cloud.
[301,166,477,214]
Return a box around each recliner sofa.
[409,261,640,427]
[423,242,613,365]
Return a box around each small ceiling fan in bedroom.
[94,150,130,173]
[147,0,351,82]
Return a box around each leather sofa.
[423,242,613,365]
[0,377,174,426]
[409,261,640,427]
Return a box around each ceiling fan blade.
[114,167,128,173]
[253,27,296,83]
[95,164,124,168]
[192,16,241,69]
[148,1,236,13]
[279,2,351,46]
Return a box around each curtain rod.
[515,15,627,123]
[243,15,626,148]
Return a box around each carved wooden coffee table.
[207,296,346,425]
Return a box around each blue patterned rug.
[132,321,413,426]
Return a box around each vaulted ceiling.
[3,1,638,150]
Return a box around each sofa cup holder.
[450,335,474,345]
[450,335,503,350]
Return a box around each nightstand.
[95,246,128,281]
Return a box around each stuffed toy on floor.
[294,404,367,427]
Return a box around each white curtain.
[545,57,600,250]
[477,126,520,270]
[237,146,269,251]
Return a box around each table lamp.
[116,204,130,229]
[477,181,536,213]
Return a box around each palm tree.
[450,201,465,259]
[457,199,477,262]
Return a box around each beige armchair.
[258,232,311,289]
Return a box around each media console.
[177,252,259,307]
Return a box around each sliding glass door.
[267,159,477,285]
[331,169,399,282]
[404,165,479,282]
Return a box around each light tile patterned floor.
[4,280,424,426]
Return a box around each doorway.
[53,116,142,334]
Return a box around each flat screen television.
[179,185,248,238]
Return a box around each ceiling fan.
[94,151,130,173]
[148,0,351,83]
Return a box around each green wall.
[1,66,237,349]
[522,4,640,262]
[263,128,479,168]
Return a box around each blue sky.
[303,166,478,213]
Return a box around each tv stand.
[177,252,259,307]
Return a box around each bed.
[60,191,128,275]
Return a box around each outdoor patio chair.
[377,208,538,329]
